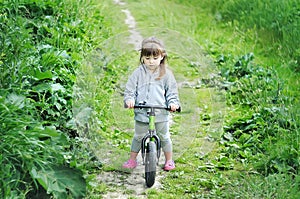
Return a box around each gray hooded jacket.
[124,64,180,123]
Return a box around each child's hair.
[140,36,167,80]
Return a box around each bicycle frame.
[132,104,180,165]
[129,104,180,187]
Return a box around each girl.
[123,36,180,171]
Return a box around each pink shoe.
[122,159,137,169]
[164,160,175,171]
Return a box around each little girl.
[123,36,180,171]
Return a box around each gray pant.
[131,120,172,153]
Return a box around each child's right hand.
[170,104,180,112]
[126,100,135,108]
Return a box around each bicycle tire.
[145,141,157,187]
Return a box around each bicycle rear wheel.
[145,141,157,187]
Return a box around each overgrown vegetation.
[0,0,112,198]
[213,1,300,197]
[215,53,300,198]
[218,53,299,174]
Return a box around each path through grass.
[90,1,227,198]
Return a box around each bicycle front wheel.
[145,141,157,187]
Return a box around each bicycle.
[132,103,181,187]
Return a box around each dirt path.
[97,1,226,198]
[113,0,143,50]
[99,2,164,198]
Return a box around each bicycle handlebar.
[132,105,181,112]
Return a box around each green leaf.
[51,83,66,92]
[31,125,61,139]
[223,132,233,141]
[31,165,86,199]
[32,83,51,92]
[34,70,53,80]
[5,93,26,109]
[228,143,240,149]
[57,50,70,59]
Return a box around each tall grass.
[219,0,300,68]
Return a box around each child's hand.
[170,104,179,112]
[126,100,135,108]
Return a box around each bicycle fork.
[141,133,161,165]
[141,108,161,165]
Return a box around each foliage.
[0,0,110,198]
[0,91,70,198]
[30,165,86,198]
[218,53,300,176]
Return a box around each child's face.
[142,55,164,71]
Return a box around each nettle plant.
[217,53,299,175]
